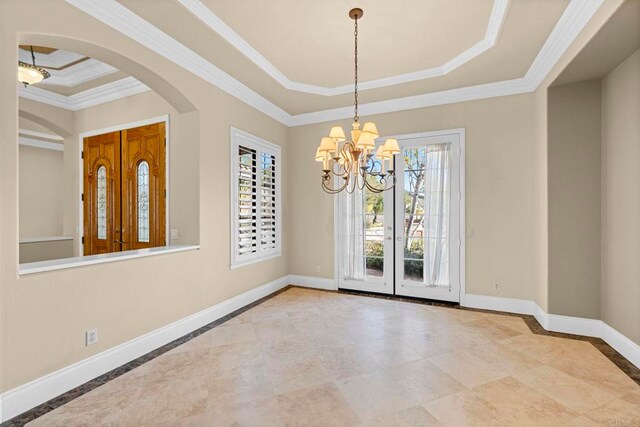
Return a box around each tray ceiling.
[20,0,609,125]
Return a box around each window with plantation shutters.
[231,128,281,267]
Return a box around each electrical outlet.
[86,328,98,346]
[465,227,475,237]
[315,265,321,273]
[170,229,179,240]
[493,282,500,291]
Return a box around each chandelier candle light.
[316,8,399,194]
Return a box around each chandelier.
[315,8,399,194]
[18,46,51,87]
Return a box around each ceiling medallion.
[18,46,51,87]
[316,8,399,194]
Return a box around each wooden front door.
[83,122,166,256]
[121,123,166,251]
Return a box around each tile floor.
[28,287,640,426]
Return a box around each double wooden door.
[83,122,166,255]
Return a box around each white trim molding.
[0,275,290,422]
[464,293,640,369]
[464,294,534,315]
[64,0,290,125]
[61,0,605,126]
[45,59,118,87]
[177,0,510,96]
[288,275,337,291]
[19,77,150,111]
[18,136,64,152]
[18,129,64,141]
[18,245,198,276]
[1,281,637,422]
[19,236,74,244]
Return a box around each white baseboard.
[2,283,638,422]
[542,312,603,338]
[463,294,534,315]
[464,294,639,369]
[288,275,337,291]
[0,276,289,422]
[602,322,640,369]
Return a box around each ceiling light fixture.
[316,8,399,194]
[18,46,51,87]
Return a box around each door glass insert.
[365,178,385,277]
[137,161,150,243]
[402,144,451,286]
[97,166,107,240]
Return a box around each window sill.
[18,245,200,276]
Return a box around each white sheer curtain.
[423,143,451,286]
[342,187,365,280]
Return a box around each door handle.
[385,237,392,241]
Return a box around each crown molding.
[289,78,533,126]
[18,129,64,141]
[19,77,150,111]
[59,0,604,126]
[18,136,65,151]
[177,0,510,96]
[45,59,118,87]
[524,0,605,88]
[65,0,291,125]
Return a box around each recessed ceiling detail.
[20,76,149,111]
[19,47,118,87]
[178,0,509,96]
[24,0,605,126]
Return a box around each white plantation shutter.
[231,129,281,267]
[260,153,277,251]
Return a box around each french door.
[83,122,166,255]
[338,130,463,303]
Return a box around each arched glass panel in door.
[97,166,107,240]
[137,161,150,243]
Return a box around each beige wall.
[601,48,640,344]
[19,240,74,264]
[547,80,602,319]
[0,0,636,402]
[1,0,289,392]
[19,145,65,238]
[532,0,625,312]
[289,94,546,302]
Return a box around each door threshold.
[337,288,460,308]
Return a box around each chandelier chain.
[354,15,359,123]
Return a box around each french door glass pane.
[401,144,451,286]
[364,183,384,278]
[403,147,426,282]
